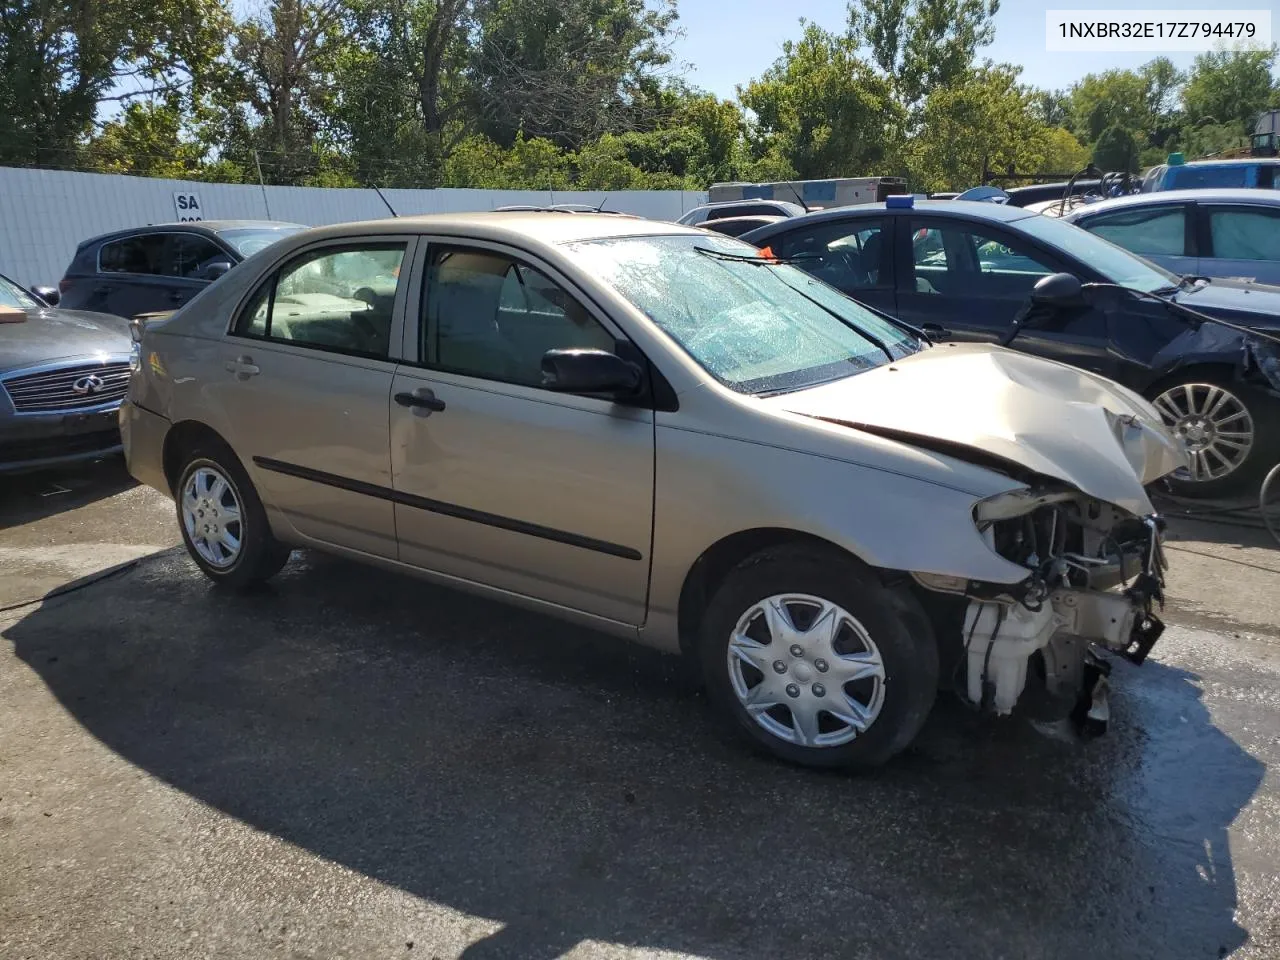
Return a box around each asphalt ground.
[2,457,1278,960]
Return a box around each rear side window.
[234,243,406,357]
[1080,206,1186,256]
[99,235,167,275]
[1207,207,1280,261]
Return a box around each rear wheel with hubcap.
[176,445,292,588]
[700,546,938,769]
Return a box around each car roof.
[1182,158,1280,167]
[291,211,701,246]
[78,219,305,248]
[1063,188,1280,219]
[740,199,1037,241]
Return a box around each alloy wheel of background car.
[726,593,886,748]
[181,465,244,568]
[1152,382,1254,484]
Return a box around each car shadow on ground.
[3,549,1266,959]
[0,456,135,530]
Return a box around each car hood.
[0,306,131,373]
[766,343,1185,516]
[1174,278,1280,329]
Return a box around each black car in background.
[742,199,1280,496]
[55,220,304,320]
[0,271,132,473]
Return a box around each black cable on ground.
[0,559,140,615]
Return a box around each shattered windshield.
[567,234,922,395]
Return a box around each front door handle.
[395,388,446,414]
[169,289,190,302]
[224,355,260,379]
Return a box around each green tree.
[906,64,1046,191]
[334,0,473,187]
[470,0,677,149]
[206,0,354,185]
[739,23,904,181]
[81,99,208,178]
[1182,46,1278,135]
[0,0,229,168]
[1032,125,1091,176]
[1067,69,1150,143]
[1093,124,1138,172]
[849,0,1000,114]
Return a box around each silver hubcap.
[1153,383,1254,483]
[182,466,243,568]
[727,593,886,748]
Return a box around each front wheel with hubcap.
[1149,378,1278,497]
[700,546,938,769]
[176,445,291,588]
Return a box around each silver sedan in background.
[122,213,1182,768]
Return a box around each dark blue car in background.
[743,199,1280,496]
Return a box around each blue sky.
[671,0,1275,99]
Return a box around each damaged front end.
[914,486,1168,735]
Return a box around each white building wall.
[0,167,707,288]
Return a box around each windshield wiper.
[692,246,819,265]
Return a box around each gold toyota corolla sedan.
[121,212,1184,768]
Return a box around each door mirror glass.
[541,348,642,396]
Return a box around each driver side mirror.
[31,285,59,306]
[541,348,643,397]
[1029,272,1084,308]
[204,261,233,281]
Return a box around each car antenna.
[374,185,399,217]
[595,193,610,212]
[786,184,810,213]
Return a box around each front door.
[208,237,413,558]
[389,241,654,626]
[896,217,1115,376]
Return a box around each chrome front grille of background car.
[2,361,131,413]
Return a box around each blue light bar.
[885,194,914,209]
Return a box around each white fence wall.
[0,167,708,289]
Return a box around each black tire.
[1148,376,1280,498]
[175,442,291,588]
[698,545,938,770]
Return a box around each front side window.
[1207,207,1280,261]
[234,244,406,356]
[567,233,922,395]
[99,235,167,275]
[1014,213,1176,294]
[169,234,230,279]
[908,221,1056,297]
[1081,206,1187,257]
[775,219,888,293]
[423,246,616,387]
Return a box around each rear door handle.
[395,388,446,414]
[224,355,260,379]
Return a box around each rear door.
[768,215,897,316]
[388,239,654,626]
[895,216,1115,375]
[96,233,173,318]
[1073,202,1198,277]
[209,236,414,558]
[1199,203,1280,285]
